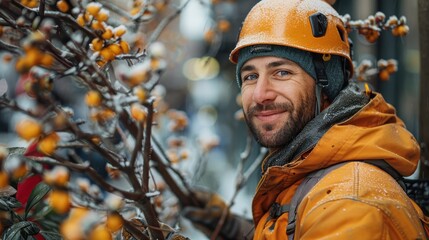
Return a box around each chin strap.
[311,53,329,116]
[315,84,323,115]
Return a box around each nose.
[252,76,276,105]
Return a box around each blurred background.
[0,0,423,237]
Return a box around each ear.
[321,93,331,111]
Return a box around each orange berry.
[89,225,112,240]
[106,213,123,232]
[0,171,9,188]
[12,164,28,180]
[0,146,8,161]
[166,150,179,164]
[60,218,84,240]
[154,2,167,11]
[105,165,120,179]
[53,111,68,129]
[130,7,140,16]
[70,208,89,220]
[150,58,160,69]
[43,173,55,185]
[76,14,86,27]
[154,195,163,208]
[113,25,126,38]
[386,64,397,74]
[91,136,101,144]
[91,20,105,31]
[55,169,70,187]
[392,25,409,37]
[142,7,156,20]
[96,60,107,68]
[86,2,102,16]
[131,73,148,87]
[96,109,116,122]
[25,48,39,67]
[364,29,380,43]
[56,0,69,12]
[133,86,147,102]
[95,9,110,22]
[91,38,104,51]
[204,29,216,43]
[15,58,29,73]
[49,190,71,214]
[38,133,59,155]
[3,53,13,63]
[130,103,147,122]
[28,0,39,8]
[119,40,130,54]
[101,28,113,40]
[217,19,230,32]
[379,69,390,81]
[16,119,42,141]
[107,44,122,56]
[99,48,115,61]
[40,53,54,67]
[180,149,189,159]
[85,90,102,107]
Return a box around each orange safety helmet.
[229,0,353,77]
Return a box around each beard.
[244,94,315,148]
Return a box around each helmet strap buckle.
[311,53,329,88]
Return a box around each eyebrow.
[267,60,291,68]
[240,59,293,73]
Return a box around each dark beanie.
[236,45,345,101]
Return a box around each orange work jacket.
[252,92,426,239]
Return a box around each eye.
[242,73,258,82]
[276,70,290,77]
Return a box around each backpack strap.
[364,159,406,191]
[286,162,348,240]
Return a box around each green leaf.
[32,205,53,219]
[0,196,21,211]
[2,221,40,240]
[5,196,22,209]
[0,198,11,211]
[25,182,51,219]
[40,231,64,240]
[6,147,26,155]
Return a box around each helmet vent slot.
[309,12,328,37]
[337,25,346,42]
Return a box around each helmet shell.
[229,0,353,76]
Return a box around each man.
[183,0,428,239]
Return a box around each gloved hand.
[182,189,254,240]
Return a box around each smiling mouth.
[254,110,286,122]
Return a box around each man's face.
[240,56,316,148]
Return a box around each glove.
[165,232,191,240]
[182,189,254,240]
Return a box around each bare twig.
[142,98,155,192]
[146,0,191,46]
[29,155,144,200]
[123,219,150,240]
[0,39,22,54]
[129,120,144,170]
[210,132,267,240]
